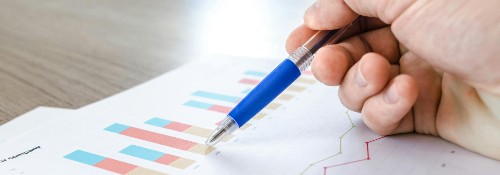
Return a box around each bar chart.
[120,145,195,169]
[145,117,234,140]
[104,123,213,155]
[64,150,166,175]
[61,68,317,175]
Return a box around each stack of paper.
[0,55,498,175]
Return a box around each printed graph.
[63,69,317,175]
[104,123,213,155]
[64,150,166,175]
[183,70,316,123]
[120,145,195,169]
[145,117,234,141]
[301,110,388,175]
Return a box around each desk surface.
[0,0,312,124]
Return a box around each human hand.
[286,0,500,160]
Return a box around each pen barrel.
[228,59,301,127]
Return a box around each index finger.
[286,17,387,54]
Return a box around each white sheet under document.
[0,56,497,175]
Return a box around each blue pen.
[206,17,361,146]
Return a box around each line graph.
[322,136,386,174]
[300,111,388,175]
[300,110,356,175]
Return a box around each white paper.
[0,55,497,175]
[0,107,73,143]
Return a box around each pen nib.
[205,117,238,147]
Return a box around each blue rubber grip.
[229,59,301,127]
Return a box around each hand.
[286,0,500,160]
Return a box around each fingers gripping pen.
[206,17,361,146]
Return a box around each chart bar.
[238,78,307,92]
[244,70,267,77]
[146,118,235,141]
[64,150,166,175]
[238,78,260,85]
[120,145,195,169]
[253,113,267,120]
[104,123,213,155]
[241,88,252,94]
[296,77,316,84]
[303,70,313,75]
[145,118,212,138]
[277,94,294,101]
[192,91,240,103]
[265,103,281,110]
[287,85,306,92]
[183,100,232,114]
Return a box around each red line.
[323,136,386,174]
[325,158,368,168]
[366,142,370,160]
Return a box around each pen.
[206,17,361,146]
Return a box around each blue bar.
[192,91,240,103]
[120,145,164,161]
[145,118,171,127]
[244,70,267,77]
[64,150,105,165]
[104,123,129,133]
[183,100,212,109]
[241,88,252,94]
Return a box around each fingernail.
[355,64,367,87]
[384,84,399,104]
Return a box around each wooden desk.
[0,0,312,124]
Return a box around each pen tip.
[205,116,238,147]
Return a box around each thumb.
[304,0,358,30]
[304,0,416,30]
[343,0,416,24]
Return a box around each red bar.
[94,158,137,174]
[155,154,179,165]
[239,78,260,85]
[121,127,196,151]
[165,122,191,132]
[208,105,232,113]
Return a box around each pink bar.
[165,122,191,132]
[239,78,260,85]
[94,158,137,174]
[215,119,224,125]
[303,70,313,75]
[155,154,179,165]
[121,127,196,151]
[208,105,232,113]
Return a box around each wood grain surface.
[0,0,312,124]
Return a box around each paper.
[0,55,498,175]
[0,107,73,143]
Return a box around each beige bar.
[254,113,267,120]
[221,134,235,142]
[277,94,294,101]
[127,167,167,175]
[287,85,306,92]
[296,77,316,84]
[184,126,212,138]
[169,158,195,169]
[265,103,281,110]
[188,144,214,155]
[239,123,252,130]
